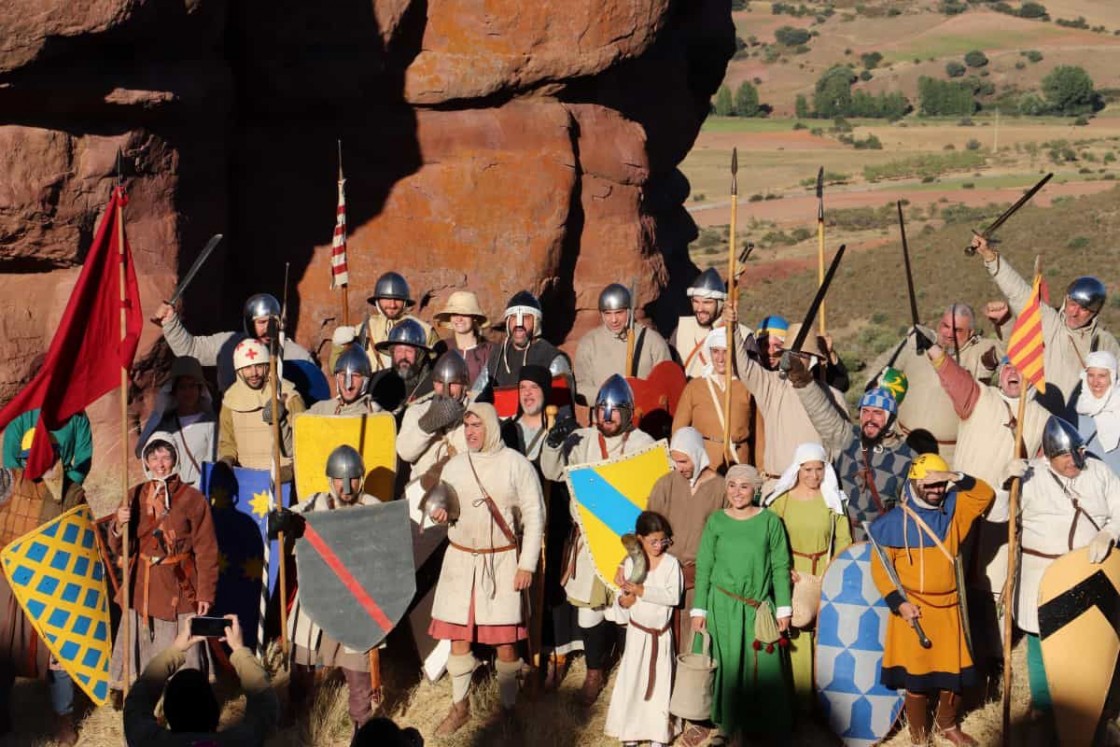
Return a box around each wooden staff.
[268,326,290,663]
[115,159,132,696]
[816,166,827,334]
[338,140,350,327]
[531,405,559,675]
[624,281,636,377]
[723,148,738,464]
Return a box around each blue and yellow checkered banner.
[0,505,111,705]
[564,441,671,592]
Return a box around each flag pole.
[338,140,350,327]
[723,149,738,465]
[115,153,131,697]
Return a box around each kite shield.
[627,360,686,440]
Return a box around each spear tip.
[731,147,738,174]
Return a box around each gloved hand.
[779,351,812,388]
[1000,458,1029,487]
[332,325,357,346]
[913,327,933,355]
[418,394,465,434]
[261,395,287,426]
[1088,529,1114,564]
[546,416,579,448]
[267,507,305,540]
[981,346,1001,372]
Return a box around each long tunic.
[671,375,753,469]
[869,476,994,692]
[1015,458,1120,634]
[604,553,683,744]
[218,377,306,471]
[693,509,792,737]
[541,427,656,606]
[574,323,672,397]
[1,409,92,485]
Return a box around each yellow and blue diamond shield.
[563,441,671,592]
[0,505,111,705]
[292,412,397,502]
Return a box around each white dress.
[604,553,683,744]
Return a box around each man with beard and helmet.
[0,428,86,744]
[786,350,913,539]
[279,445,384,732]
[217,339,306,478]
[109,433,219,703]
[155,293,315,393]
[397,351,470,487]
[868,454,995,747]
[331,271,440,372]
[868,303,1002,462]
[374,318,434,408]
[1006,416,1120,717]
[671,268,749,379]
[574,283,671,398]
[540,375,655,705]
[307,346,383,416]
[974,235,1120,413]
[485,290,568,389]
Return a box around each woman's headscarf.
[1076,351,1120,452]
[465,401,503,454]
[141,431,181,510]
[700,327,729,380]
[669,427,711,488]
[763,442,846,514]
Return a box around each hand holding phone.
[190,615,231,638]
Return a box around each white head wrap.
[763,442,846,514]
[700,327,728,379]
[669,427,711,488]
[1076,351,1120,452]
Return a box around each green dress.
[768,493,853,711]
[693,509,792,737]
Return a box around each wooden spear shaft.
[269,339,290,662]
[532,404,559,673]
[723,149,738,464]
[116,186,132,696]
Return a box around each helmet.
[374,319,430,352]
[908,453,951,480]
[432,351,470,386]
[326,445,365,499]
[598,283,631,312]
[686,268,727,301]
[859,387,898,418]
[1066,276,1106,315]
[242,293,281,337]
[1042,415,1087,469]
[141,431,180,480]
[595,374,635,431]
[879,368,909,406]
[334,346,373,394]
[368,271,414,306]
[503,290,543,332]
[233,339,269,370]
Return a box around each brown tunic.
[671,375,754,470]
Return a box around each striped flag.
[330,170,349,289]
[1006,271,1046,390]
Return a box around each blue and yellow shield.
[292,412,397,503]
[0,505,111,705]
[563,441,671,591]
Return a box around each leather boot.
[904,691,930,746]
[935,691,978,746]
[53,714,78,746]
[543,654,568,691]
[434,699,471,736]
[579,668,605,707]
[343,667,374,729]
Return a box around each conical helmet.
[432,351,470,386]
[595,374,635,431]
[1042,415,1087,469]
[503,290,543,332]
[334,346,373,393]
[242,293,281,337]
[326,445,365,499]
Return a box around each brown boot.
[935,691,978,746]
[904,691,930,746]
[53,714,78,746]
[579,668,605,706]
[434,699,471,737]
[543,654,569,691]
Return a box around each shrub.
[859,70,873,82]
[1043,65,1100,116]
[946,61,967,78]
[964,50,989,68]
[966,138,982,150]
[1018,3,1048,20]
[713,85,733,116]
[775,26,811,46]
[861,51,883,70]
[1015,61,1026,70]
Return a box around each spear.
[816,167,827,335]
[723,149,738,465]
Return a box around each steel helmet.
[326,445,365,499]
[233,338,270,370]
[908,453,951,480]
[432,351,470,386]
[374,319,430,353]
[368,271,414,306]
[242,293,281,337]
[595,374,636,431]
[686,268,727,301]
[503,290,543,333]
[334,345,373,393]
[1042,415,1087,469]
[1066,276,1107,315]
[598,283,631,312]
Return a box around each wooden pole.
[816,166,827,335]
[115,181,132,697]
[531,404,558,676]
[269,335,290,663]
[723,149,738,465]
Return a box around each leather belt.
[448,540,517,556]
[716,585,760,608]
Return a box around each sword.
[863,522,933,649]
[168,234,223,305]
[897,202,929,355]
[963,173,1052,255]
[788,243,846,354]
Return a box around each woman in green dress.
[763,441,853,712]
[691,464,793,745]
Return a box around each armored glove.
[418,394,465,434]
[267,507,305,540]
[546,416,579,448]
[912,327,933,355]
[261,396,287,426]
[1088,529,1114,564]
[999,458,1029,487]
[779,351,813,388]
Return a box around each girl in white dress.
[605,511,683,747]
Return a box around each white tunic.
[1015,458,1120,634]
[604,553,683,744]
[396,399,468,480]
[574,323,672,399]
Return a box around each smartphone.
[189,615,230,638]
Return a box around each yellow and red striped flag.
[1006,271,1046,390]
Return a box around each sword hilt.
[964,229,1001,256]
[911,619,933,649]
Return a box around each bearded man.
[485,291,569,388]
[330,271,440,371]
[373,319,434,407]
[574,284,671,398]
[671,268,748,379]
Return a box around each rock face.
[0,0,733,490]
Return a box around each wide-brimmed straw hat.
[433,290,488,328]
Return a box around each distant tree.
[795,93,811,118]
[859,70,873,81]
[860,51,883,70]
[946,61,967,78]
[939,0,968,14]
[1043,65,1099,115]
[1018,2,1048,19]
[775,26,812,46]
[919,76,977,116]
[735,82,762,117]
[964,50,989,68]
[714,85,734,116]
[813,66,856,119]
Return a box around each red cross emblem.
[243,347,258,359]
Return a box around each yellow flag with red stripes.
[1007,272,1046,390]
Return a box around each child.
[604,511,683,747]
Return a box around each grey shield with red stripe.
[295,501,416,651]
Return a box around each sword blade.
[964,173,1052,255]
[168,233,223,305]
[898,201,920,328]
[790,243,846,352]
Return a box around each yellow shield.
[293,412,397,501]
[0,505,112,705]
[564,441,672,591]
